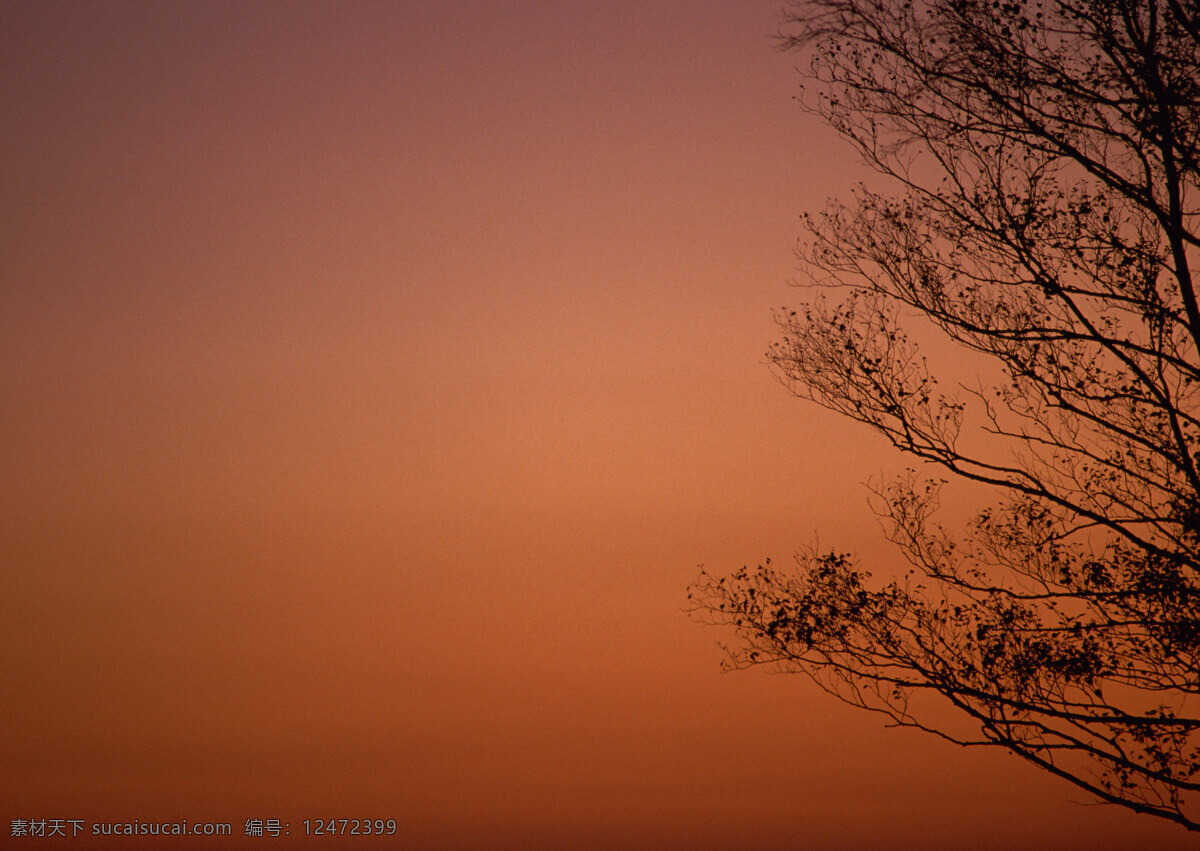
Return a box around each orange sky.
[1,1,1192,847]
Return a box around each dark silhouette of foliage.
[689,0,1200,830]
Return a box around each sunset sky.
[1,1,1192,847]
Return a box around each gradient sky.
[1,1,1192,848]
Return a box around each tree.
[689,0,1200,830]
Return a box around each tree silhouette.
[689,0,1200,830]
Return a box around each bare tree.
[690,0,1200,830]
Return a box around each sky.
[1,1,1193,847]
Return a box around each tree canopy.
[690,0,1200,830]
